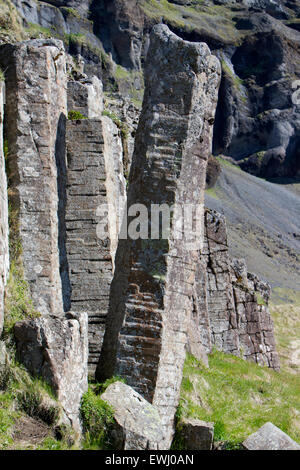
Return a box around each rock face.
[0,39,67,316]
[101,381,163,450]
[0,40,91,431]
[0,81,9,335]
[65,116,126,372]
[198,209,280,370]
[180,418,214,450]
[96,24,221,448]
[67,77,103,119]
[14,312,88,431]
[242,422,300,450]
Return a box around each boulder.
[100,381,163,450]
[14,312,88,432]
[180,418,214,450]
[243,422,300,450]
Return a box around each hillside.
[206,158,300,297]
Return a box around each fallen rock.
[180,418,214,450]
[14,312,88,432]
[243,422,300,450]
[100,381,163,450]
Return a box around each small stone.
[180,418,214,450]
[242,422,300,450]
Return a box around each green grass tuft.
[80,387,115,450]
[68,110,87,120]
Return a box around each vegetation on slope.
[177,350,300,449]
[0,0,25,42]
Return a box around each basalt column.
[97,25,221,448]
[65,81,126,372]
[0,81,9,335]
[0,39,67,316]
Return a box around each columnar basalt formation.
[65,117,126,372]
[65,77,126,371]
[0,39,89,429]
[199,209,280,370]
[97,24,221,448]
[0,39,67,316]
[0,82,9,335]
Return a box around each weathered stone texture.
[180,418,214,450]
[97,24,221,448]
[65,117,126,372]
[101,381,163,450]
[67,77,103,119]
[0,39,68,316]
[14,312,88,431]
[0,82,9,335]
[197,209,280,370]
[243,422,300,450]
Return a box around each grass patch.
[179,351,300,448]
[0,356,62,449]
[0,0,25,42]
[80,386,115,450]
[270,291,300,375]
[25,23,54,39]
[205,187,218,199]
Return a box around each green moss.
[25,23,55,39]
[180,351,300,447]
[68,110,87,120]
[80,387,115,450]
[0,69,4,82]
[205,187,218,199]
[256,292,267,306]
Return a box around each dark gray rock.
[101,381,164,450]
[180,418,214,450]
[243,422,300,450]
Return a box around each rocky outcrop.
[67,77,103,119]
[242,422,300,450]
[0,39,67,316]
[96,24,221,448]
[101,381,163,450]
[14,312,88,432]
[0,81,9,335]
[180,418,214,450]
[198,209,280,370]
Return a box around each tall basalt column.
[0,39,67,316]
[0,81,9,335]
[97,25,221,448]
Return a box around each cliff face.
[0,7,285,449]
[10,0,300,180]
[199,210,280,370]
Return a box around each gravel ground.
[205,161,300,292]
